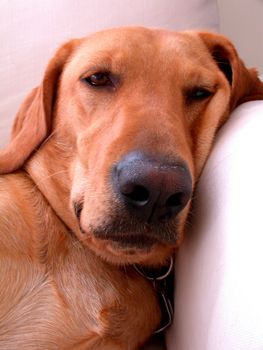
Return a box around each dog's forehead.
[81,27,192,51]
[67,27,212,75]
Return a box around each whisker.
[40,129,59,147]
[32,128,60,157]
[35,169,70,186]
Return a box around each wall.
[218,0,263,74]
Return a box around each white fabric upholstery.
[0,0,219,147]
[166,101,263,350]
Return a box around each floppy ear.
[199,32,263,111]
[0,39,81,174]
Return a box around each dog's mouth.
[73,199,181,265]
[75,205,178,250]
[82,224,177,265]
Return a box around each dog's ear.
[198,32,263,111]
[0,39,81,174]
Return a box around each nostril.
[121,184,150,206]
[166,192,187,209]
[165,191,191,210]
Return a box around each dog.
[0,27,262,349]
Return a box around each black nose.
[112,152,192,223]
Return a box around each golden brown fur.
[0,27,262,349]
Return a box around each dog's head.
[1,28,262,265]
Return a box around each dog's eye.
[187,88,213,101]
[84,72,112,87]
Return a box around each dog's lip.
[73,201,83,220]
[78,220,159,249]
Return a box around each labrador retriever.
[0,27,262,349]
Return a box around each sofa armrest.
[166,101,263,350]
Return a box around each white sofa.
[166,100,263,350]
[1,2,263,350]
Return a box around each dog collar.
[133,255,174,333]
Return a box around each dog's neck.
[25,136,80,236]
